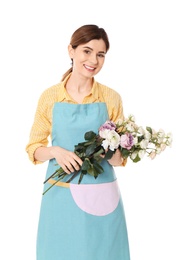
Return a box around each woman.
[26,24,130,260]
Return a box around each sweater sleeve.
[98,83,125,123]
[100,85,127,167]
[25,90,53,164]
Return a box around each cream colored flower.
[166,133,173,146]
[128,114,135,122]
[133,136,138,145]
[138,126,145,135]
[131,151,138,160]
[140,140,148,149]
[144,131,151,141]
[138,150,145,159]
[156,147,162,154]
[157,129,165,138]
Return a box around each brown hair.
[61,24,110,81]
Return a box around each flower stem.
[42,173,67,195]
[43,168,61,184]
[66,170,80,183]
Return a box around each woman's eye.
[98,54,105,58]
[84,50,90,54]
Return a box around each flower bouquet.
[43,115,172,195]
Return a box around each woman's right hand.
[34,146,83,174]
[50,146,83,174]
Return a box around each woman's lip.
[84,64,96,71]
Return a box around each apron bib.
[37,102,130,260]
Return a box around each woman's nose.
[89,54,98,64]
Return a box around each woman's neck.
[65,74,93,103]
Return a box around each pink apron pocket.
[70,180,120,216]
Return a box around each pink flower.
[99,121,116,131]
[120,133,134,150]
[99,121,117,139]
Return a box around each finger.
[71,161,81,171]
[64,160,81,173]
[61,163,75,174]
[73,156,83,166]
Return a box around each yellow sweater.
[26,74,125,164]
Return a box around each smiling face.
[68,39,107,79]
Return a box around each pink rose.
[120,133,134,150]
[99,121,116,131]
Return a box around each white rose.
[102,130,120,151]
[138,150,145,159]
[140,140,148,149]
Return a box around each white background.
[0,0,189,259]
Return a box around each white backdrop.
[0,0,189,259]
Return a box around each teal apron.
[37,102,130,260]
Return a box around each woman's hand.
[34,146,83,174]
[50,146,83,174]
[100,149,124,166]
[107,149,123,166]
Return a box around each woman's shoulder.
[41,82,63,96]
[39,82,63,102]
[35,82,64,112]
[96,81,122,101]
[95,81,124,122]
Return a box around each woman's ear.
[68,44,74,59]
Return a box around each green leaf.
[93,169,99,178]
[121,148,130,159]
[81,169,87,174]
[87,166,96,176]
[132,154,141,163]
[146,126,152,134]
[85,143,97,156]
[84,131,97,141]
[138,135,144,142]
[93,146,104,157]
[93,161,104,174]
[104,149,115,160]
[94,156,103,163]
[74,144,86,158]
[78,173,84,184]
[81,158,91,171]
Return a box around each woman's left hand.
[101,149,123,166]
